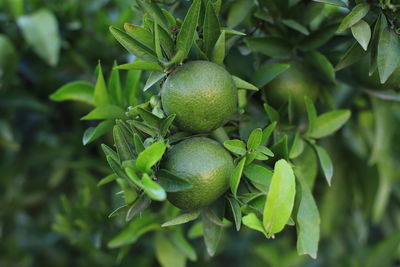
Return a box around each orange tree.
[51,0,400,266]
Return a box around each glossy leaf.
[242,213,267,236]
[116,61,164,72]
[136,0,169,32]
[261,122,277,145]
[162,211,201,227]
[224,139,247,155]
[124,23,155,52]
[227,0,254,28]
[337,3,369,33]
[247,128,263,150]
[50,82,95,105]
[282,19,309,35]
[244,164,273,189]
[227,197,242,231]
[171,0,201,64]
[109,26,158,62]
[142,173,166,201]
[113,125,133,162]
[82,120,114,145]
[232,76,259,91]
[335,42,366,71]
[136,141,166,173]
[252,63,290,88]
[377,27,400,83]
[314,145,333,186]
[156,169,193,192]
[211,31,225,65]
[81,105,126,120]
[351,20,371,51]
[203,0,221,57]
[230,157,246,196]
[202,209,222,256]
[143,71,167,91]
[289,133,304,159]
[94,63,110,106]
[126,193,152,221]
[309,110,351,139]
[295,176,320,259]
[263,159,296,236]
[305,51,335,84]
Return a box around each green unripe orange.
[161,61,237,133]
[162,137,234,210]
[263,60,320,111]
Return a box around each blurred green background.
[0,0,399,266]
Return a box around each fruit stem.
[211,127,229,144]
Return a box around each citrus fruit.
[263,60,320,111]
[161,61,237,133]
[162,137,234,210]
[352,55,400,90]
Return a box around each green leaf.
[221,27,246,36]
[247,128,263,150]
[136,141,166,173]
[263,159,296,236]
[126,193,152,221]
[50,82,95,105]
[107,156,129,181]
[314,145,333,186]
[126,69,142,106]
[309,110,351,139]
[116,178,138,204]
[377,27,400,83]
[252,63,290,88]
[160,114,176,137]
[211,31,225,65]
[162,211,201,227]
[82,120,114,145]
[227,0,254,28]
[94,63,110,106]
[245,37,292,59]
[113,125,133,162]
[242,213,267,236]
[154,233,186,267]
[136,0,169,32]
[203,0,221,57]
[201,209,222,256]
[312,0,347,8]
[295,176,320,259]
[103,143,121,163]
[244,164,273,189]
[97,174,117,187]
[369,14,384,75]
[335,42,366,71]
[282,19,309,35]
[298,23,339,51]
[116,61,164,72]
[169,228,197,261]
[351,20,371,51]
[129,120,157,137]
[263,103,279,122]
[305,96,317,135]
[305,51,335,84]
[227,197,242,231]
[271,135,289,160]
[256,146,274,157]
[261,122,277,145]
[230,157,246,196]
[337,3,369,33]
[171,0,201,64]
[137,107,162,128]
[108,212,160,248]
[144,71,167,91]
[223,139,247,155]
[142,173,166,201]
[289,133,304,159]
[156,169,193,192]
[124,23,155,52]
[81,105,126,120]
[133,133,145,154]
[232,76,259,91]
[17,9,60,66]
[108,62,123,106]
[109,26,158,62]
[153,20,163,61]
